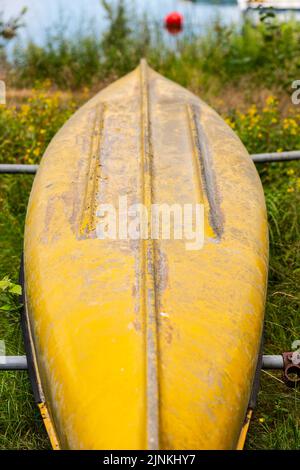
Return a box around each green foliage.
[222,93,300,450]
[245,159,300,448]
[11,1,152,89]
[0,173,50,449]
[182,13,300,90]
[0,277,21,296]
[6,7,300,92]
[0,369,50,449]
[100,0,152,76]
[0,89,78,164]
[225,97,300,154]
[0,7,26,44]
[13,34,103,90]
[0,276,21,317]
[101,0,133,73]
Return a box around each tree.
[0,7,27,45]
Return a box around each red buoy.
[164,11,183,35]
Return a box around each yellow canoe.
[23,60,268,450]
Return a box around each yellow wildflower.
[225,117,235,129]
[266,96,276,106]
[20,104,30,115]
[248,104,257,117]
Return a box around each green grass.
[0,91,299,450]
[246,161,300,449]
[2,5,300,94]
[0,175,50,449]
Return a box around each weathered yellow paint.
[24,61,268,449]
[236,409,253,450]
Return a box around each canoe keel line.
[140,59,160,449]
[2,61,272,449]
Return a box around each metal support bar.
[262,353,300,387]
[0,354,286,372]
[0,353,297,388]
[0,356,28,370]
[262,354,284,370]
[0,164,38,174]
[252,151,300,163]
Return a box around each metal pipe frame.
[261,354,284,370]
[0,354,285,371]
[0,164,39,174]
[0,151,299,175]
[0,356,28,370]
[251,150,300,163]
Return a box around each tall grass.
[0,86,299,449]
[0,175,50,449]
[9,0,153,89]
[246,160,300,449]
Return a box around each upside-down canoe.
[23,60,268,450]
